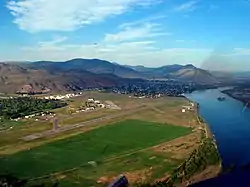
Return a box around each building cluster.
[11,111,56,121]
[106,81,195,99]
[69,98,106,114]
[44,92,83,100]
[181,102,195,113]
[85,98,106,108]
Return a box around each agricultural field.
[0,120,192,178]
[0,120,26,130]
[0,91,211,186]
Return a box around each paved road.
[22,105,148,141]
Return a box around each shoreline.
[195,103,213,139]
[189,99,222,184]
[185,96,222,162]
[221,89,250,107]
[184,97,213,139]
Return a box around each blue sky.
[0,0,250,70]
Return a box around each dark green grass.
[72,151,178,181]
[0,119,191,178]
[0,120,25,129]
[28,151,181,187]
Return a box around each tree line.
[0,97,67,119]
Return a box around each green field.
[29,151,182,187]
[0,120,26,129]
[0,119,191,179]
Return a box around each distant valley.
[0,58,221,94]
[27,59,218,83]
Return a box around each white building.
[94,100,101,104]
[182,106,192,110]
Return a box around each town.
[104,80,211,98]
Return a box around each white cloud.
[7,0,158,32]
[12,38,211,67]
[173,0,198,12]
[22,36,68,51]
[119,14,168,29]
[38,36,68,46]
[223,48,250,56]
[232,48,250,55]
[104,23,171,43]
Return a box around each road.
[21,105,148,141]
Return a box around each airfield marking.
[21,105,148,141]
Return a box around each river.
[185,88,250,168]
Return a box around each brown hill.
[172,67,218,84]
[28,58,144,78]
[0,63,125,94]
[124,64,218,84]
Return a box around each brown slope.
[0,63,124,94]
[0,63,49,93]
[172,67,218,84]
[28,58,145,79]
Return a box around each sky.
[0,0,250,70]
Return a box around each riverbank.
[188,101,222,185]
[185,88,250,170]
[137,138,221,187]
[194,100,220,154]
[222,89,250,107]
[195,104,213,139]
[184,97,213,139]
[136,98,222,187]
[185,97,221,177]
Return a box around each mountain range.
[0,58,219,94]
[27,59,218,82]
[0,62,127,94]
[125,64,217,83]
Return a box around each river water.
[185,88,250,168]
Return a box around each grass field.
[0,120,26,129]
[29,151,182,187]
[0,92,193,153]
[0,119,192,179]
[0,92,205,186]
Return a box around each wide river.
[185,88,250,168]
